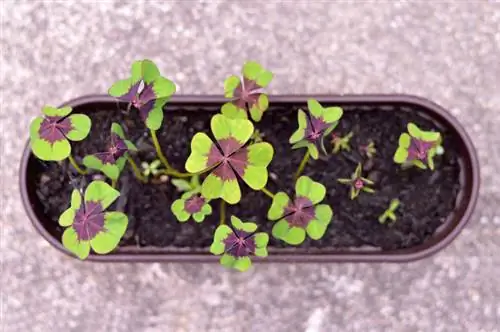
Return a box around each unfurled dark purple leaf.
[94,134,129,164]
[184,195,205,214]
[283,197,315,227]
[73,201,105,241]
[407,138,435,161]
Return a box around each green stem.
[156,169,193,178]
[220,200,226,225]
[126,155,147,183]
[294,150,310,180]
[150,129,191,178]
[261,187,274,199]
[111,179,117,188]
[68,154,87,175]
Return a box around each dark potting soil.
[34,101,461,252]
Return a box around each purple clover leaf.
[210,216,269,272]
[29,105,91,161]
[108,60,176,130]
[337,163,375,200]
[82,123,137,180]
[393,123,442,170]
[289,99,343,159]
[221,61,273,122]
[58,181,128,260]
[185,114,274,205]
[171,191,212,223]
[267,176,333,245]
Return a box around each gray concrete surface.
[1,1,499,331]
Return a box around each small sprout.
[210,216,269,272]
[359,141,377,159]
[171,192,212,223]
[185,114,274,204]
[393,123,442,170]
[267,176,333,245]
[83,123,137,180]
[337,163,375,200]
[331,131,353,154]
[108,59,176,130]
[378,199,400,224]
[58,181,128,260]
[29,105,91,161]
[251,129,264,143]
[141,159,162,177]
[289,99,343,159]
[222,61,273,122]
[171,175,200,192]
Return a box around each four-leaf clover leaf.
[185,114,274,204]
[59,181,128,260]
[108,59,176,130]
[289,99,343,159]
[83,123,137,180]
[268,176,333,245]
[210,216,269,272]
[171,192,212,223]
[29,105,91,161]
[393,123,442,170]
[221,61,273,122]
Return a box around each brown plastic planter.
[20,94,480,263]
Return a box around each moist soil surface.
[34,101,461,252]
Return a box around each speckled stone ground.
[1,2,499,332]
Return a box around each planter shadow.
[20,94,480,262]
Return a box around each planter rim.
[19,94,480,263]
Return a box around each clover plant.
[222,61,273,122]
[30,105,91,162]
[185,114,273,204]
[338,163,375,200]
[290,99,343,159]
[59,181,128,259]
[378,199,400,224]
[210,216,269,271]
[267,176,333,245]
[331,131,353,154]
[394,123,442,170]
[28,59,444,271]
[83,123,137,180]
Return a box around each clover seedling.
[108,59,176,130]
[171,192,212,223]
[83,123,137,180]
[222,61,273,122]
[29,105,91,161]
[141,159,162,177]
[171,175,201,193]
[290,99,343,159]
[393,123,442,170]
[58,181,128,260]
[360,141,377,159]
[185,114,274,204]
[378,199,400,224]
[210,216,269,272]
[338,163,375,200]
[331,131,353,154]
[267,176,333,245]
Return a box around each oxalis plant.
[28,59,446,271]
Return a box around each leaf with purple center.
[82,123,137,180]
[289,99,343,159]
[108,59,176,130]
[210,216,269,272]
[267,176,333,245]
[29,105,91,161]
[185,114,274,204]
[171,191,212,223]
[337,163,375,200]
[221,61,273,122]
[58,180,128,260]
[393,123,442,170]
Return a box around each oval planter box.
[20,94,479,263]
